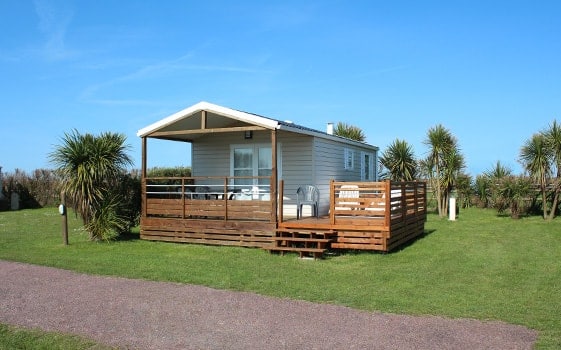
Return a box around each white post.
[449,196,456,221]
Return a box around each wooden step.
[276,229,335,235]
[272,237,331,243]
[269,247,326,253]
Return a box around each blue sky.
[1,0,560,176]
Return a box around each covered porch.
[141,175,277,248]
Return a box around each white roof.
[137,101,378,150]
[137,101,280,137]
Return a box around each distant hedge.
[0,166,191,211]
[146,166,191,177]
[1,169,60,209]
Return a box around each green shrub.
[146,166,191,177]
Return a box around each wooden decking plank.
[142,179,427,253]
[268,247,326,253]
[271,237,331,243]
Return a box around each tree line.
[2,120,559,241]
[372,121,561,220]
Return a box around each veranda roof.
[137,101,378,150]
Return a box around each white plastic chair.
[296,185,319,219]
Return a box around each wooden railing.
[142,176,274,221]
[329,180,426,228]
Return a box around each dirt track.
[0,260,537,349]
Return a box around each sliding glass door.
[231,144,280,189]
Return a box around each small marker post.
[60,191,68,245]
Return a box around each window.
[257,147,272,186]
[231,144,281,188]
[361,152,375,181]
[232,147,254,187]
[344,148,354,170]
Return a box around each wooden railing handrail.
[329,180,427,227]
[145,175,272,180]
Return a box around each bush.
[115,172,141,232]
[1,169,61,210]
[146,166,191,177]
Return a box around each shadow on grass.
[327,229,437,258]
[115,231,141,242]
[390,229,436,253]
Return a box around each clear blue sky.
[1,0,560,176]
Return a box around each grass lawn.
[0,323,115,350]
[1,207,560,348]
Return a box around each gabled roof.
[137,101,378,150]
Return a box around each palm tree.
[423,124,459,217]
[484,160,512,179]
[484,161,512,209]
[333,122,366,142]
[380,139,417,181]
[440,147,465,214]
[473,174,491,208]
[543,120,561,219]
[50,129,133,240]
[455,173,473,208]
[519,133,552,219]
[494,176,532,219]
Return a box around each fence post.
[60,191,68,245]
[330,180,335,225]
[384,180,391,228]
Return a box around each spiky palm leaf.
[494,176,532,219]
[423,124,458,217]
[484,160,512,180]
[380,139,417,181]
[333,122,366,142]
[542,120,561,219]
[50,129,132,240]
[520,133,552,219]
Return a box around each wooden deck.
[139,177,426,257]
[273,180,426,256]
[140,216,275,248]
[140,176,276,248]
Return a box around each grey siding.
[190,129,376,218]
[276,131,313,197]
[192,131,273,176]
[312,137,377,215]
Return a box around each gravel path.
[0,260,537,349]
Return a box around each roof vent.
[284,120,293,124]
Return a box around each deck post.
[141,137,147,218]
[271,129,278,224]
[278,180,284,223]
[223,177,228,221]
[330,180,335,225]
[414,181,419,216]
[401,182,406,223]
[182,178,186,219]
[422,182,427,215]
[384,180,391,228]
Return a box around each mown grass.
[0,323,115,350]
[0,207,560,348]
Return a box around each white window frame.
[361,151,375,181]
[344,148,354,170]
[230,143,282,184]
